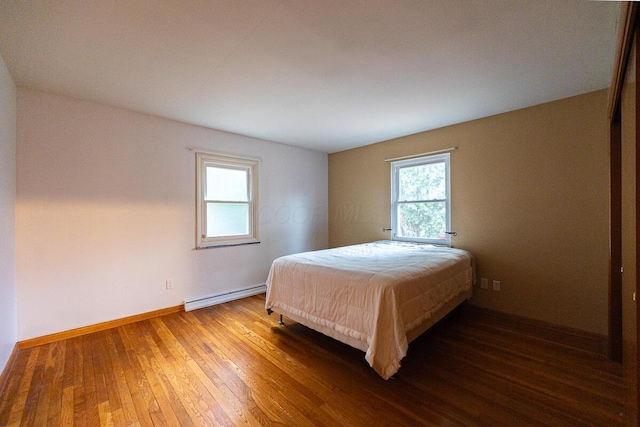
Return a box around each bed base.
[267,288,473,354]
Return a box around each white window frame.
[196,152,259,248]
[391,153,451,246]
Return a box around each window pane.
[398,162,445,201]
[206,203,249,237]
[397,201,446,240]
[205,167,248,201]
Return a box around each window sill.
[195,240,261,250]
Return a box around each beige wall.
[0,53,17,373]
[329,90,609,334]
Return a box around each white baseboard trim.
[184,284,266,312]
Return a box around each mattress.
[265,240,474,379]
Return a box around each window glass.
[398,163,446,201]
[205,166,249,201]
[206,203,249,237]
[196,153,259,248]
[397,201,447,240]
[391,153,450,245]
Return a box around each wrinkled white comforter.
[265,241,473,379]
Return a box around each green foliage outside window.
[397,162,447,240]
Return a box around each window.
[391,153,451,245]
[196,152,259,248]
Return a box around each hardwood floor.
[0,295,629,426]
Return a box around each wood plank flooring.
[0,295,630,426]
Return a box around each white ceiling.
[0,1,621,153]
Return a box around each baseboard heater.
[184,284,266,312]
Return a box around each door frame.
[607,2,639,419]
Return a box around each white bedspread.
[265,240,473,379]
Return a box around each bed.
[265,240,474,380]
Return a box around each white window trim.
[196,152,259,249]
[390,153,451,246]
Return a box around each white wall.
[16,89,328,340]
[0,54,17,371]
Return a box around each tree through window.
[391,153,450,245]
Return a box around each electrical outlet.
[492,280,501,291]
[166,279,174,290]
[480,278,489,289]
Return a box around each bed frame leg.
[267,308,285,325]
